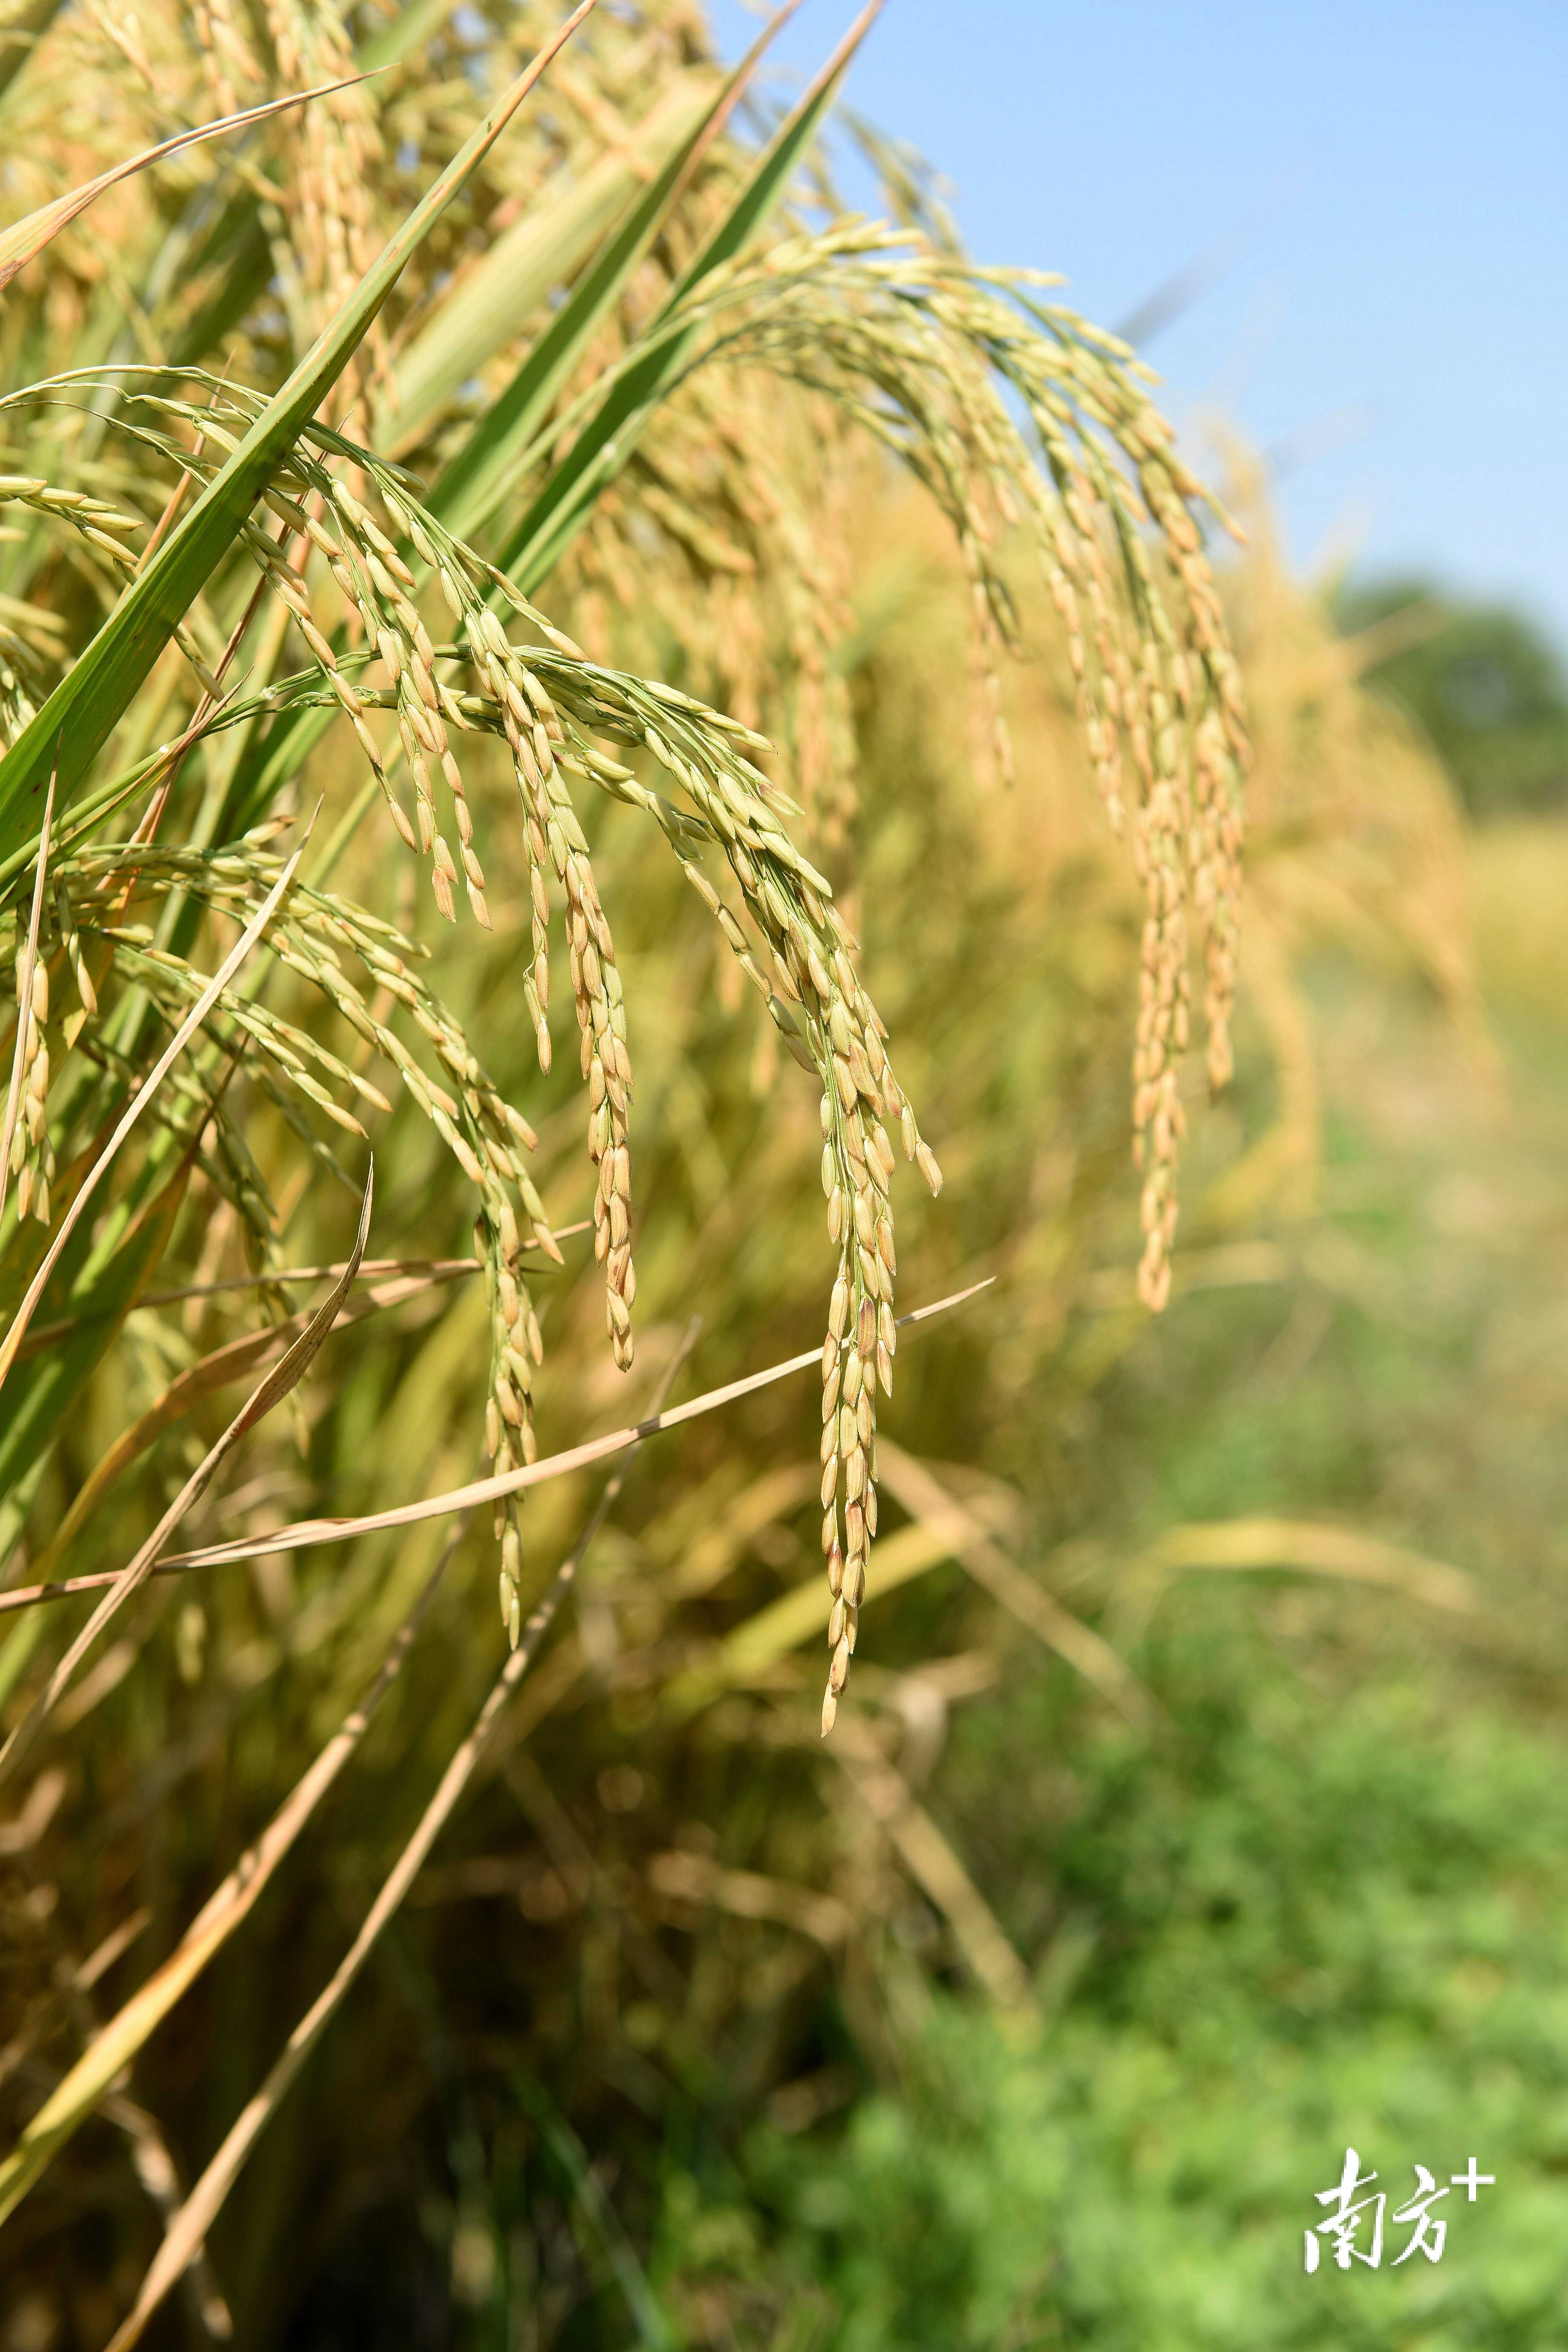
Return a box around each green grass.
[648,1559,1568,2349]
[684,1672,1567,2350]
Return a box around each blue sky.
[709,0,1568,651]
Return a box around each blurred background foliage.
[0,4,1566,2349]
[1335,576,1568,821]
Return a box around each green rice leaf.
[0,1156,188,1520]
[497,0,882,594]
[427,7,795,539]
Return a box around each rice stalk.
[0,751,51,1222]
[103,1319,701,2352]
[0,1502,467,2231]
[0,1162,370,1787]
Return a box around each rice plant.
[0,5,1449,2339]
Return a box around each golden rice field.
[0,5,1564,2347]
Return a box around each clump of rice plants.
[0,6,1474,2340]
